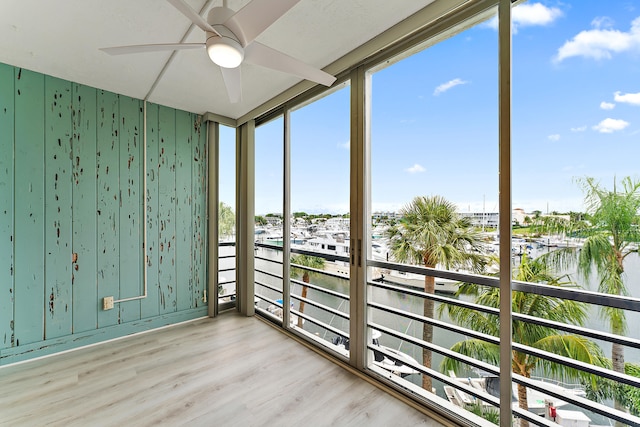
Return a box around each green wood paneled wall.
[0,63,208,364]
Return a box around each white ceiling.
[0,0,455,120]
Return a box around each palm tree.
[441,253,605,426]
[572,176,640,421]
[291,254,325,328]
[386,195,487,392]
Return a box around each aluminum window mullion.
[207,121,219,317]
[236,120,255,316]
[350,66,367,371]
[282,110,291,329]
[498,1,513,426]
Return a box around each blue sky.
[229,1,640,216]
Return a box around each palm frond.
[441,339,500,374]
[533,335,606,384]
[385,195,488,271]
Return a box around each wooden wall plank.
[0,62,208,362]
[158,106,176,313]
[118,96,143,323]
[192,115,206,308]
[175,110,193,311]
[0,63,15,349]
[14,68,45,346]
[141,103,160,319]
[96,90,120,328]
[44,76,73,339]
[72,84,98,334]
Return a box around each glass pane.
[289,84,351,346]
[513,1,640,425]
[254,117,285,322]
[368,9,499,416]
[218,125,236,304]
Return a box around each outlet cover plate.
[103,296,114,310]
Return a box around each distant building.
[372,211,402,221]
[326,217,350,229]
[265,215,282,226]
[512,208,527,226]
[458,211,499,228]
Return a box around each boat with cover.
[332,330,420,378]
[443,371,587,417]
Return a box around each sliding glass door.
[288,84,351,347]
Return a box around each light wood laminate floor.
[0,313,446,427]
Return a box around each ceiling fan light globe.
[206,36,244,69]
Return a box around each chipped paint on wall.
[0,63,208,363]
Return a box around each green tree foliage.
[574,176,640,420]
[386,195,487,393]
[441,253,605,422]
[583,361,640,416]
[543,176,640,422]
[219,202,235,238]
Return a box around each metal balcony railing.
[251,242,640,426]
[218,241,237,308]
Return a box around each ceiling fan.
[101,0,336,103]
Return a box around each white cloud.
[337,140,350,150]
[548,134,560,141]
[555,16,640,62]
[591,16,615,29]
[570,126,587,132]
[433,78,468,96]
[485,3,562,33]
[592,118,630,133]
[406,164,426,173]
[513,3,563,28]
[614,91,640,105]
[600,101,616,110]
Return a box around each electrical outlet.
[103,296,114,310]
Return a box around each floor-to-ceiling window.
[246,1,640,426]
[217,125,237,308]
[254,116,286,321]
[510,1,640,426]
[288,83,351,348]
[366,6,500,420]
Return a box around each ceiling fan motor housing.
[205,7,245,69]
[206,30,244,68]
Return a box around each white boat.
[375,269,461,294]
[266,299,304,327]
[291,231,352,278]
[332,330,420,378]
[292,232,492,294]
[292,230,351,257]
[443,371,586,417]
[254,227,284,244]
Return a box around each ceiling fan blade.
[100,43,203,55]
[225,0,301,46]
[244,42,336,87]
[167,0,219,35]
[220,67,242,103]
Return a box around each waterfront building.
[458,211,500,229]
